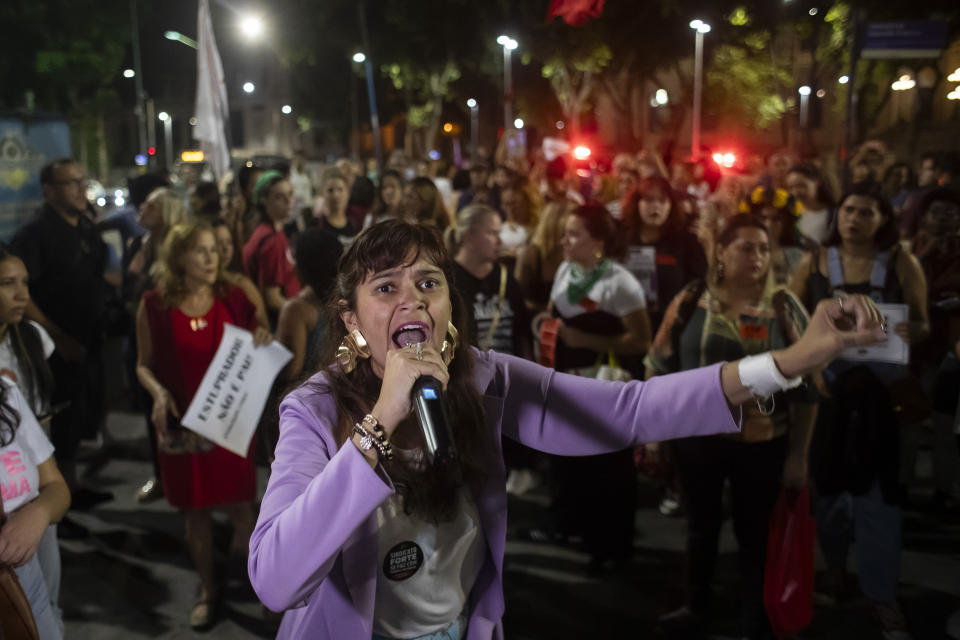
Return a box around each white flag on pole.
[195,0,230,179]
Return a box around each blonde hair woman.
[515,199,574,313]
[136,221,271,630]
[127,187,188,301]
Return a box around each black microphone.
[411,375,457,468]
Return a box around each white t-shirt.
[796,208,831,245]
[372,487,485,638]
[0,321,55,416]
[0,381,54,514]
[499,222,529,254]
[550,260,647,319]
[289,168,314,213]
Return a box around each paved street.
[61,408,960,639]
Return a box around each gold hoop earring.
[336,329,371,373]
[595,249,603,261]
[441,321,460,367]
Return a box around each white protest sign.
[841,303,909,365]
[181,324,292,457]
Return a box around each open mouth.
[392,321,430,348]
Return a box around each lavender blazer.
[249,349,740,639]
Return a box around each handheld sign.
[181,324,292,457]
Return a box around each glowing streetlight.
[164,30,198,50]
[466,98,477,109]
[689,19,711,34]
[838,75,850,85]
[948,68,960,83]
[243,82,255,94]
[498,35,519,128]
[497,35,518,50]
[240,15,264,40]
[158,111,169,122]
[281,105,293,115]
[123,69,135,79]
[513,118,524,129]
[353,52,366,64]
[947,87,960,101]
[689,19,711,158]
[891,75,916,91]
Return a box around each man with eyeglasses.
[11,158,115,524]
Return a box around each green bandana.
[566,258,610,305]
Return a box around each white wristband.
[737,353,803,398]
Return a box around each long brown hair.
[309,219,495,523]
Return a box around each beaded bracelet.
[353,415,394,461]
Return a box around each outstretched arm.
[720,293,885,406]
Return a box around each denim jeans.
[815,481,901,602]
[14,552,63,640]
[372,614,466,640]
[35,525,63,637]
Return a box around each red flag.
[546,0,606,26]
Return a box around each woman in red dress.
[135,221,271,629]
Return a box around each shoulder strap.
[482,265,508,348]
[870,250,890,290]
[676,279,707,329]
[826,247,845,289]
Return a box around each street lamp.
[838,75,850,84]
[243,82,255,94]
[158,111,173,172]
[497,35,519,129]
[352,52,366,63]
[123,68,136,79]
[467,98,479,161]
[513,118,524,129]
[688,19,711,159]
[891,75,916,91]
[164,30,198,50]
[240,15,264,40]
[798,85,812,128]
[281,105,293,115]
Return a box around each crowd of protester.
[0,140,957,639]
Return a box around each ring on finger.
[415,342,423,361]
[836,296,846,314]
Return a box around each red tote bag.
[764,486,815,638]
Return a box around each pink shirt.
[0,382,54,514]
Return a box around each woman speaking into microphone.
[248,219,887,640]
